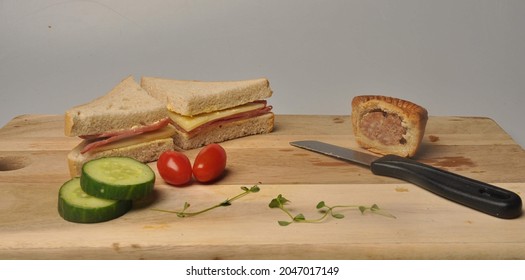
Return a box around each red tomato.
[157,150,193,186]
[193,143,227,183]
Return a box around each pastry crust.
[351,95,428,157]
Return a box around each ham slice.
[171,104,273,138]
[80,118,170,154]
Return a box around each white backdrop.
[1,0,524,147]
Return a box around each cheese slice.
[89,124,176,153]
[169,102,266,132]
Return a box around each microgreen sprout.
[151,185,260,217]
[269,194,396,226]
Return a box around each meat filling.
[359,110,407,145]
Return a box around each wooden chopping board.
[0,114,524,260]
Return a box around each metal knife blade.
[290,140,379,166]
[290,140,523,219]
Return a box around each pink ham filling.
[80,117,170,154]
[171,101,273,138]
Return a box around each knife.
[290,140,522,219]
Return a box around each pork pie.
[351,95,428,157]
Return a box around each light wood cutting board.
[0,114,524,259]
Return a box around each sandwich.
[65,76,176,177]
[140,76,274,149]
[351,95,428,157]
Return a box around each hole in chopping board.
[0,156,32,171]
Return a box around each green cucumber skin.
[58,178,132,223]
[81,173,154,200]
[58,196,132,223]
[80,157,156,201]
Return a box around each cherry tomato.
[192,143,227,183]
[157,150,193,186]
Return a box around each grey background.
[1,0,524,147]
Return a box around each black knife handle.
[370,154,522,219]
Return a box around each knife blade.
[290,140,522,219]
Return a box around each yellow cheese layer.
[169,102,266,132]
[90,124,176,153]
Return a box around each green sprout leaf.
[268,198,281,209]
[332,213,345,219]
[278,221,292,226]
[277,194,290,205]
[293,214,306,222]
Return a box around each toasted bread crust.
[172,113,274,150]
[351,95,428,157]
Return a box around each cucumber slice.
[58,177,132,223]
[81,157,155,200]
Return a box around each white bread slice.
[67,138,175,177]
[140,77,273,116]
[351,95,428,157]
[173,113,274,150]
[64,76,168,137]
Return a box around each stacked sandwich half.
[64,76,176,177]
[141,77,274,150]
